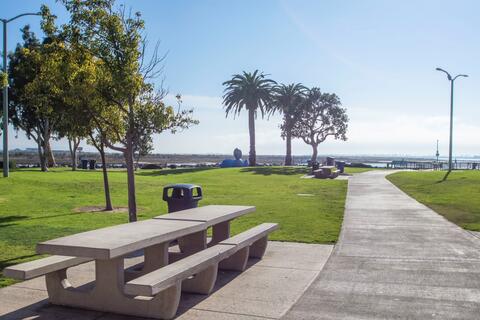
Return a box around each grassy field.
[0,166,358,287]
[387,170,480,232]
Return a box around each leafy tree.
[61,0,198,221]
[272,83,308,166]
[60,42,118,210]
[292,88,348,163]
[54,50,92,171]
[7,22,62,171]
[223,70,276,166]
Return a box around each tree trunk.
[284,129,292,166]
[45,140,56,168]
[125,133,137,222]
[37,140,48,172]
[41,120,53,170]
[68,137,79,171]
[248,108,256,166]
[99,142,113,211]
[311,144,318,164]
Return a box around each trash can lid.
[164,183,201,189]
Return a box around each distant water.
[364,162,388,168]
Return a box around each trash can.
[163,184,203,213]
[81,159,89,169]
[326,157,335,166]
[89,160,96,170]
[336,161,345,173]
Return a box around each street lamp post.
[435,67,468,181]
[1,12,41,178]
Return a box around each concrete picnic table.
[32,205,256,318]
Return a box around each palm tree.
[223,70,276,166]
[272,83,308,166]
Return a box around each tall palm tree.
[223,70,276,166]
[272,83,308,166]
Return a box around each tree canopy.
[292,87,348,163]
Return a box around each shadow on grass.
[136,167,217,177]
[26,213,77,221]
[0,215,28,228]
[239,167,308,176]
[13,169,69,173]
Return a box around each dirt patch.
[74,206,129,213]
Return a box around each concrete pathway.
[0,242,332,320]
[283,170,480,319]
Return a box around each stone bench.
[125,243,236,297]
[124,223,278,319]
[3,255,92,280]
[313,166,339,179]
[219,223,278,271]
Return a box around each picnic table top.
[154,205,255,226]
[37,219,204,260]
[36,205,255,260]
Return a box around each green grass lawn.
[0,166,350,287]
[387,170,480,232]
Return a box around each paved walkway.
[284,170,480,319]
[0,242,332,320]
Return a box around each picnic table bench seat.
[3,255,92,280]
[124,222,278,318]
[125,222,278,297]
[219,223,278,271]
[125,243,236,297]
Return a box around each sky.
[1,0,479,157]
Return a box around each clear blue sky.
[2,0,479,157]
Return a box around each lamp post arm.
[436,67,452,80]
[453,74,468,81]
[7,12,42,23]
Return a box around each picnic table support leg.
[219,246,249,271]
[44,257,126,308]
[143,242,169,272]
[178,230,207,255]
[249,236,268,258]
[45,257,182,319]
[182,264,218,295]
[45,268,71,304]
[211,220,230,245]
